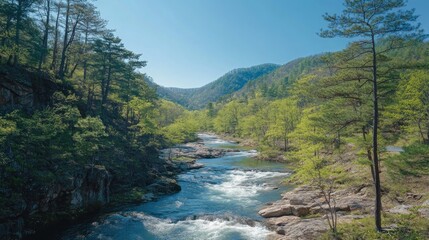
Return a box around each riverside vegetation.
[1,0,429,239]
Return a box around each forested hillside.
[153,63,279,109]
[0,1,197,238]
[189,5,429,237]
[1,0,429,239]
[232,55,324,100]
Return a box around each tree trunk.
[13,0,23,66]
[83,23,89,82]
[38,0,51,71]
[58,0,70,79]
[103,65,112,105]
[371,32,382,232]
[50,2,61,70]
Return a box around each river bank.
[1,140,221,240]
[200,133,429,239]
[52,133,290,239]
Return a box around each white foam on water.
[139,215,271,240]
[175,201,184,208]
[206,169,289,204]
[198,133,235,146]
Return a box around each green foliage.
[163,112,199,144]
[73,117,107,163]
[155,64,279,109]
[385,143,429,178]
[390,71,429,143]
[214,100,243,135]
[328,213,429,240]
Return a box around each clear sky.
[94,0,429,88]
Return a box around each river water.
[60,134,290,240]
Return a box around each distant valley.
[149,55,324,109]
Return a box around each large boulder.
[267,217,329,240]
[259,205,293,218]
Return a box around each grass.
[383,143,429,205]
[321,213,429,240]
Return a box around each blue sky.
[94,0,429,88]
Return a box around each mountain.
[232,55,325,99]
[149,64,280,109]
[149,56,326,109]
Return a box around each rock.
[78,165,112,206]
[406,193,422,200]
[291,205,310,217]
[418,208,429,218]
[289,197,307,205]
[0,66,58,109]
[388,205,412,215]
[261,185,377,239]
[276,227,286,235]
[266,216,300,226]
[259,205,293,218]
[395,196,405,203]
[259,204,309,218]
[418,200,429,218]
[160,142,226,161]
[272,218,329,240]
[146,177,181,195]
[188,163,204,170]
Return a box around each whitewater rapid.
[60,134,290,240]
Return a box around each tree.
[73,117,107,165]
[37,0,51,71]
[266,99,300,150]
[394,71,429,143]
[58,0,87,78]
[320,0,423,231]
[11,0,38,66]
[50,0,62,70]
[214,100,243,135]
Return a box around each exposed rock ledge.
[0,165,111,240]
[160,142,239,161]
[160,142,222,160]
[260,185,374,240]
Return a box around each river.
[59,134,291,240]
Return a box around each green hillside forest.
[1,0,429,239]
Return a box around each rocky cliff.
[0,165,111,240]
[0,66,58,110]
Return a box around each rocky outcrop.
[0,165,111,240]
[266,216,329,240]
[70,165,111,209]
[146,177,181,196]
[388,199,429,219]
[173,159,205,172]
[159,142,227,160]
[0,66,57,109]
[260,185,374,240]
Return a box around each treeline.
[195,40,429,239]
[0,0,196,235]
[193,0,429,236]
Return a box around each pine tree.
[320,0,424,231]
